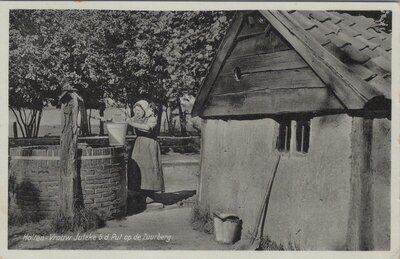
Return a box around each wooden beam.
[191,11,245,117]
[236,12,268,40]
[260,11,383,109]
[229,30,290,59]
[197,119,207,204]
[212,67,326,96]
[346,117,374,250]
[220,49,308,76]
[202,87,344,117]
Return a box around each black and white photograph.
[3,1,398,256]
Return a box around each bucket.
[106,122,128,146]
[213,212,242,244]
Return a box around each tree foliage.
[339,10,392,33]
[9,9,233,137]
[104,11,234,109]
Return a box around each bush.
[50,209,105,234]
[190,204,214,235]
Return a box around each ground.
[9,207,230,250]
[8,153,231,250]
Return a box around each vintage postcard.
[0,1,399,259]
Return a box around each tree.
[9,10,58,138]
[9,10,127,137]
[9,10,233,137]
[107,11,234,135]
[161,11,233,135]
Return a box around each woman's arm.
[126,116,157,132]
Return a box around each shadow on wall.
[8,177,44,225]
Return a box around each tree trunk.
[177,98,187,136]
[34,109,42,137]
[154,103,163,136]
[99,107,105,136]
[10,107,44,138]
[13,122,18,138]
[10,108,25,138]
[59,93,81,217]
[79,104,89,136]
[88,109,92,135]
[167,105,175,135]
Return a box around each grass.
[8,209,106,249]
[258,235,300,250]
[8,210,45,226]
[190,203,214,235]
[258,236,285,250]
[50,208,105,234]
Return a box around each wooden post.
[346,116,374,250]
[13,122,18,138]
[197,119,206,204]
[59,87,82,217]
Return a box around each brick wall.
[8,146,126,220]
[79,147,127,219]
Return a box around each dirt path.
[10,207,231,250]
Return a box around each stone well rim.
[9,145,125,158]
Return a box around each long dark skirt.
[128,136,165,192]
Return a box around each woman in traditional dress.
[126,100,164,203]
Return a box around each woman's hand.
[125,117,133,126]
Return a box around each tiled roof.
[278,10,391,100]
[192,11,392,117]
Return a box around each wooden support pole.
[347,117,374,250]
[197,119,206,204]
[59,89,81,217]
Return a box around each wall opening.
[276,120,291,152]
[296,119,310,153]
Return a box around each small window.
[276,120,291,152]
[296,120,310,153]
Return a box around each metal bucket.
[106,122,128,146]
[213,212,242,244]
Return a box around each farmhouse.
[192,10,391,250]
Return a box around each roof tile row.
[285,10,391,98]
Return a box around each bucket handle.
[213,212,239,222]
